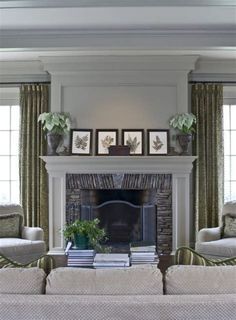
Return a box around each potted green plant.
[169,112,197,155]
[38,112,71,156]
[63,218,107,251]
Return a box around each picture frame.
[96,129,118,155]
[147,129,169,155]
[122,129,144,155]
[70,129,93,155]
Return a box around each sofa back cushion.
[46,265,163,295]
[165,265,236,295]
[0,267,46,294]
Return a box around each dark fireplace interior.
[80,189,157,249]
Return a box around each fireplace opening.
[80,189,157,248]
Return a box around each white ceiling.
[0,1,235,62]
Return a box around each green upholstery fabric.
[223,214,236,238]
[0,253,55,275]
[0,213,23,238]
[175,247,236,266]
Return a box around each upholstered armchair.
[0,204,46,264]
[195,201,236,259]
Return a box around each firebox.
[80,189,156,247]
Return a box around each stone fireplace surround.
[66,173,172,254]
[41,156,196,255]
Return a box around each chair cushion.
[0,213,23,238]
[196,237,236,258]
[165,265,236,295]
[46,265,163,295]
[175,246,236,265]
[0,267,46,294]
[0,238,46,263]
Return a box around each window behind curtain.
[0,88,20,203]
[223,86,236,203]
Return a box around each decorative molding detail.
[1,0,236,8]
[41,55,198,74]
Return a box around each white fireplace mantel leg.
[48,172,66,255]
[172,173,190,253]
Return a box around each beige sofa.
[0,265,236,320]
[0,204,46,263]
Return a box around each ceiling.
[0,0,235,62]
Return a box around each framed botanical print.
[122,129,144,155]
[70,129,93,155]
[96,129,118,155]
[147,129,169,155]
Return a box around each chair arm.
[196,227,222,242]
[22,226,44,241]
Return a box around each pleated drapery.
[192,83,224,233]
[19,84,49,247]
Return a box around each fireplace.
[41,155,196,255]
[66,173,172,254]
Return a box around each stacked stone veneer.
[66,173,172,254]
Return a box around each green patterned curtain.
[192,83,224,233]
[19,84,49,247]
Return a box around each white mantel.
[41,155,197,255]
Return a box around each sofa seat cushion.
[165,265,236,295]
[46,265,163,295]
[196,237,236,258]
[0,267,46,294]
[0,238,46,263]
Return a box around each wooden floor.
[52,254,174,274]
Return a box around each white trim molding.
[1,0,236,8]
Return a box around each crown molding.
[1,29,235,51]
[1,0,236,8]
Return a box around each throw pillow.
[0,213,23,238]
[223,214,236,238]
[175,246,236,266]
[0,253,55,275]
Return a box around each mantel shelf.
[41,155,197,175]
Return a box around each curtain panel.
[19,84,49,247]
[192,83,223,233]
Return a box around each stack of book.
[93,253,130,269]
[130,244,159,265]
[65,242,95,267]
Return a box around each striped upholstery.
[0,253,55,275]
[175,246,236,266]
